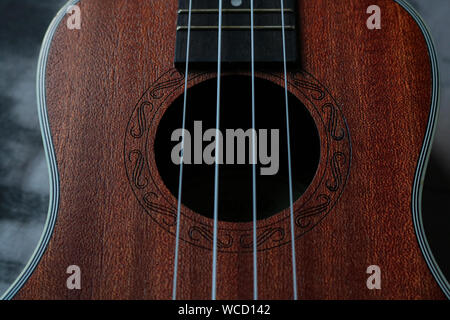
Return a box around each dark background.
[0,0,449,296]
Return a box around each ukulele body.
[4,0,448,300]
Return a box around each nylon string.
[211,0,224,300]
[250,0,258,301]
[280,0,298,300]
[172,0,193,301]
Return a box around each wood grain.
[14,0,445,299]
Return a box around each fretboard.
[175,0,298,68]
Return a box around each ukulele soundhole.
[124,69,351,252]
[154,75,320,222]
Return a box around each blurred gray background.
[0,0,449,296]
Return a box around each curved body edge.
[1,0,80,301]
[396,0,450,300]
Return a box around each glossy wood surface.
[15,0,445,299]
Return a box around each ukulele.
[3,0,449,300]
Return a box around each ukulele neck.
[174,0,299,69]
